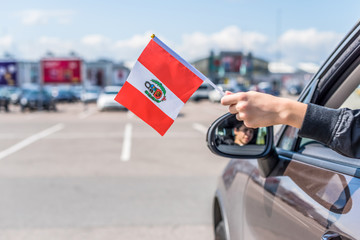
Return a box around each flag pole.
[151,34,225,97]
[204,77,225,97]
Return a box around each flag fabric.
[114,35,207,136]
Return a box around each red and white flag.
[115,35,215,136]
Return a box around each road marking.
[0,123,64,160]
[121,123,132,161]
[192,123,208,134]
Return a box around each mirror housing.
[207,113,278,177]
[207,113,274,158]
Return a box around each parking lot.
[0,100,230,240]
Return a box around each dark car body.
[20,89,57,111]
[0,87,11,112]
[250,81,280,96]
[2,86,22,105]
[46,86,78,103]
[207,21,360,240]
[286,82,303,95]
[54,88,77,102]
[81,86,101,103]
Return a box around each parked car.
[12,86,35,105]
[190,83,211,101]
[20,89,57,112]
[207,21,360,240]
[70,85,83,101]
[97,85,125,111]
[250,81,280,96]
[286,82,303,95]
[55,88,77,103]
[46,86,78,103]
[1,86,22,105]
[0,87,11,112]
[81,86,101,103]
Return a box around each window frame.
[275,22,360,175]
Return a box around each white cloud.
[108,32,156,61]
[4,25,344,69]
[297,62,320,74]
[16,36,74,59]
[275,28,343,65]
[16,9,75,25]
[0,35,13,47]
[179,26,268,60]
[114,33,151,49]
[269,62,296,73]
[81,35,110,46]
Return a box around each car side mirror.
[207,113,274,160]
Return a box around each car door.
[242,22,360,240]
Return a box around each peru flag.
[114,35,206,136]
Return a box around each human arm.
[299,104,360,158]
[221,91,360,158]
[220,91,307,128]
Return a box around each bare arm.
[221,91,308,128]
[221,91,360,158]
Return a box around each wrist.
[280,99,307,128]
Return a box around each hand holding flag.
[115,35,224,136]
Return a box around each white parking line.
[121,123,132,161]
[0,123,64,160]
[192,123,208,134]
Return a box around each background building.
[192,51,269,86]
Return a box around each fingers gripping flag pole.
[114,34,224,136]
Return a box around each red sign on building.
[41,58,82,84]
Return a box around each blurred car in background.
[55,88,77,103]
[70,85,83,101]
[81,86,101,103]
[46,86,78,103]
[209,83,248,103]
[286,83,303,95]
[190,83,211,101]
[252,81,280,96]
[285,80,304,96]
[0,87,11,112]
[20,89,57,112]
[97,85,125,111]
[13,85,39,105]
[0,86,22,105]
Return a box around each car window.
[277,126,299,151]
[340,85,360,109]
[277,83,314,151]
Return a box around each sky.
[0,0,359,70]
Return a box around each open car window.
[340,84,360,109]
[277,83,314,150]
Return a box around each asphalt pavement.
[0,100,229,240]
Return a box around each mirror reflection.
[214,114,267,155]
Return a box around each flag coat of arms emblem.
[115,35,207,135]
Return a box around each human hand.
[221,91,307,128]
